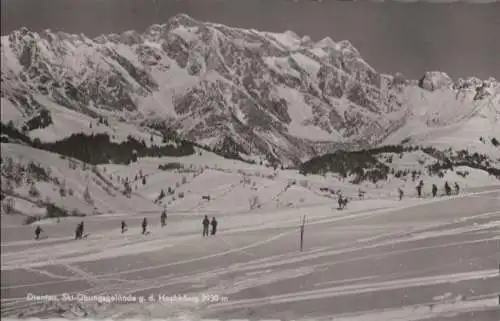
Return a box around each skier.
[444,182,451,196]
[80,221,85,238]
[416,184,422,198]
[75,221,84,240]
[398,188,404,201]
[141,217,148,235]
[202,215,210,237]
[34,225,43,240]
[210,217,218,236]
[338,195,343,210]
[432,184,438,197]
[160,209,167,227]
[121,220,127,233]
[342,197,349,209]
[454,182,460,195]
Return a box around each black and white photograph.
[1,0,499,320]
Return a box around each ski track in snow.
[1,188,500,320]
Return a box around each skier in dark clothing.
[454,182,460,195]
[398,188,404,201]
[121,220,127,233]
[202,215,210,237]
[432,184,438,197]
[210,217,218,236]
[75,221,84,240]
[444,182,451,196]
[141,218,148,235]
[416,184,423,198]
[34,226,43,240]
[160,210,167,227]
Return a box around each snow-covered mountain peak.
[168,13,201,27]
[315,36,337,48]
[336,40,361,56]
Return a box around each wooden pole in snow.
[300,215,306,252]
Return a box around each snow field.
[2,188,499,320]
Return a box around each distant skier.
[141,217,148,235]
[398,188,404,201]
[444,182,451,196]
[34,225,43,240]
[338,195,343,210]
[432,184,438,197]
[416,184,423,198]
[202,215,210,237]
[121,220,127,233]
[160,209,167,227]
[210,217,218,236]
[342,197,348,209]
[454,182,460,195]
[75,221,84,240]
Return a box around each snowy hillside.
[2,139,498,227]
[1,14,499,164]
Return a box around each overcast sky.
[2,0,499,80]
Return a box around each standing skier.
[121,220,127,233]
[75,221,84,240]
[454,182,460,195]
[34,225,43,240]
[210,217,218,236]
[202,215,210,237]
[444,182,451,196]
[432,184,438,197]
[416,184,423,198]
[398,188,404,201]
[141,217,148,235]
[160,209,167,227]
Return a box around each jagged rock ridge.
[1,14,499,164]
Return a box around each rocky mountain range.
[1,13,499,165]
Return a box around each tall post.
[300,215,306,252]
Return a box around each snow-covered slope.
[2,140,498,227]
[2,14,498,164]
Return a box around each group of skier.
[136,209,167,234]
[202,215,218,236]
[35,221,85,240]
[34,209,219,240]
[32,179,464,240]
[398,181,460,200]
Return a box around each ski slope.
[1,185,499,320]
